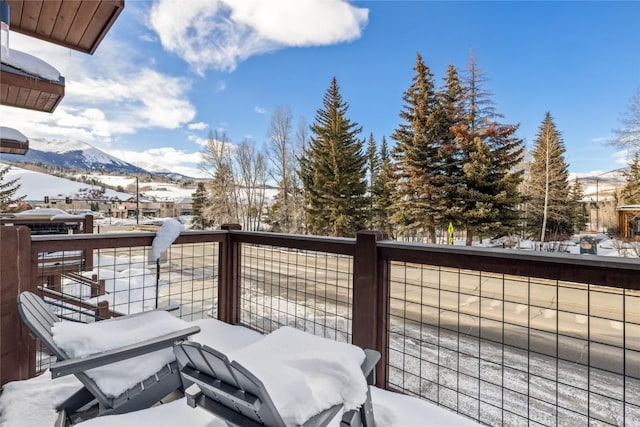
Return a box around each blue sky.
[2,0,639,177]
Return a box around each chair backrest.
[17,291,67,360]
[17,291,113,407]
[174,341,286,427]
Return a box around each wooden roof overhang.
[6,0,125,55]
[0,62,65,112]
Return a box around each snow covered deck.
[1,225,639,426]
[0,318,478,426]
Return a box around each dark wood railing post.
[218,224,241,324]
[97,301,111,320]
[0,226,36,386]
[83,214,94,271]
[352,230,387,388]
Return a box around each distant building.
[617,205,640,241]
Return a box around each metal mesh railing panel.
[238,243,353,343]
[387,261,640,426]
[33,241,219,373]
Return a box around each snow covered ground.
[2,164,131,201]
[2,167,638,425]
[0,318,479,427]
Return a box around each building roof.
[0,126,29,154]
[0,60,65,113]
[1,0,124,153]
[6,0,124,55]
[617,205,640,211]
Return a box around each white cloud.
[148,0,369,73]
[0,32,196,146]
[188,134,209,147]
[613,149,633,165]
[215,80,227,92]
[254,105,267,115]
[187,122,208,131]
[138,33,158,43]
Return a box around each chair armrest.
[185,383,203,408]
[361,349,381,385]
[50,325,201,379]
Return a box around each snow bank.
[0,370,81,427]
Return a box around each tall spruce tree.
[568,178,586,233]
[432,64,466,226]
[453,53,524,245]
[527,112,572,241]
[371,136,394,236]
[390,53,440,242]
[621,152,640,204]
[0,165,25,211]
[191,182,210,230]
[365,133,380,227]
[299,77,368,237]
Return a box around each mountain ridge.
[1,138,151,175]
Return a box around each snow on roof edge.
[0,47,63,82]
[0,126,29,143]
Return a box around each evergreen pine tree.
[366,133,379,227]
[432,64,466,227]
[568,178,587,233]
[0,164,25,211]
[453,53,524,245]
[390,53,440,242]
[299,77,368,237]
[191,182,209,230]
[527,112,572,240]
[621,152,640,204]
[371,137,394,237]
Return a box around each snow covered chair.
[174,327,380,427]
[17,291,201,426]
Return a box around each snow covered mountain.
[0,138,149,174]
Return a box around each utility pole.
[136,176,139,225]
[595,178,599,232]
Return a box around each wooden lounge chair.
[174,340,380,427]
[17,291,201,426]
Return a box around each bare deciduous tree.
[200,130,239,226]
[236,139,268,231]
[611,88,640,155]
[266,108,306,233]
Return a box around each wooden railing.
[1,225,639,425]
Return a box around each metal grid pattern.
[387,261,640,426]
[238,243,353,343]
[34,241,219,372]
[159,242,219,321]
